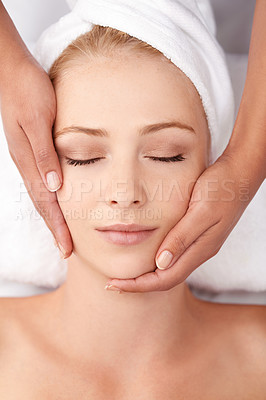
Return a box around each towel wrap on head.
[33,0,235,165]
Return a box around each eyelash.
[65,154,186,166]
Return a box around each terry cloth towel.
[33,0,235,166]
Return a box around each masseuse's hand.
[105,148,265,293]
[0,1,72,258]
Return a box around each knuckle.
[173,231,186,253]
[155,274,174,292]
[49,194,59,206]
[204,240,221,259]
[35,147,51,165]
[210,246,221,258]
[153,273,164,291]
[161,281,177,291]
[53,214,67,230]
[175,271,187,284]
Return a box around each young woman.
[0,26,265,399]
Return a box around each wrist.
[222,139,265,197]
[0,45,33,88]
[225,94,266,177]
[0,1,32,84]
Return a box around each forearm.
[0,1,32,80]
[225,0,266,184]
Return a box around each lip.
[96,223,156,232]
[95,224,157,245]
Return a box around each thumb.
[155,206,211,270]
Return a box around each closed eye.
[65,154,186,166]
[65,157,103,166]
[146,154,186,162]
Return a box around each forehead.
[54,55,206,133]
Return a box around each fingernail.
[46,171,61,192]
[104,284,123,293]
[156,250,173,270]
[58,243,68,259]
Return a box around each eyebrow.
[53,120,196,139]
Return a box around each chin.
[100,253,157,280]
[72,230,162,279]
[109,264,156,280]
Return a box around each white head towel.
[33,0,235,165]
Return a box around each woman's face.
[53,53,210,279]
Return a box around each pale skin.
[0,53,266,399]
[0,1,265,293]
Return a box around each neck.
[48,253,201,372]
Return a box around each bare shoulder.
[0,296,28,388]
[0,296,46,399]
[232,303,266,358]
[0,296,31,351]
[228,302,266,343]
[0,295,35,323]
[0,294,51,386]
[0,297,22,335]
[224,303,266,391]
[207,300,266,352]
[0,290,59,354]
[197,299,266,396]
[0,294,49,354]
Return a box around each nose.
[105,173,147,209]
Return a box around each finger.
[20,115,63,193]
[106,269,163,293]
[155,203,220,270]
[8,128,73,257]
[106,222,223,293]
[155,223,225,288]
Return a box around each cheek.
[159,176,190,228]
[57,163,99,204]
[56,173,95,233]
[157,159,205,230]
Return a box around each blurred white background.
[2,0,256,52]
